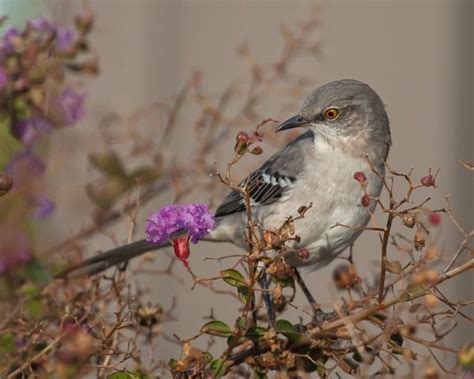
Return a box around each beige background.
[26,0,472,374]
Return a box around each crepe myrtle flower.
[58,87,86,125]
[56,25,75,52]
[32,196,55,219]
[5,149,46,179]
[145,204,215,267]
[11,118,51,145]
[27,16,55,33]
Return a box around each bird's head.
[277,79,391,148]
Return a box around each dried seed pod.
[424,293,438,308]
[353,171,367,184]
[402,213,416,228]
[423,367,439,379]
[420,175,435,187]
[136,303,163,328]
[333,264,359,289]
[414,229,426,251]
[361,194,370,207]
[0,174,13,196]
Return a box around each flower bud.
[0,174,13,196]
[353,171,367,184]
[173,235,191,268]
[234,131,249,154]
[236,131,249,144]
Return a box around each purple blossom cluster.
[0,12,97,273]
[146,204,215,244]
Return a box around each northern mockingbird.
[59,79,391,279]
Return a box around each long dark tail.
[55,239,168,279]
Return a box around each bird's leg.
[294,269,335,324]
[259,274,276,326]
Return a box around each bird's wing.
[215,130,314,218]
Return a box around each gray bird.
[58,79,391,282]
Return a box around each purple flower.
[11,119,37,144]
[5,149,45,179]
[3,26,20,45]
[58,87,85,125]
[28,16,55,33]
[11,118,51,145]
[56,26,75,52]
[146,204,215,244]
[32,196,55,219]
[0,27,20,57]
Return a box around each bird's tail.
[55,239,168,279]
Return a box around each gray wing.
[215,130,314,218]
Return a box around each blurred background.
[1,0,472,375]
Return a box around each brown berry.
[236,131,249,144]
[250,146,263,155]
[361,194,370,207]
[234,131,249,154]
[353,171,367,184]
[0,174,13,196]
[420,175,434,187]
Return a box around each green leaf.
[220,269,247,287]
[227,334,245,347]
[22,260,50,284]
[0,332,16,354]
[238,286,250,304]
[210,359,229,378]
[89,151,126,178]
[275,319,302,343]
[400,284,426,301]
[245,326,268,342]
[128,166,160,183]
[237,316,247,330]
[200,320,233,337]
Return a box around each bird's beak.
[275,115,308,132]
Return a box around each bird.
[58,79,391,282]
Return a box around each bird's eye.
[323,108,340,121]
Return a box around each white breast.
[258,137,384,269]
